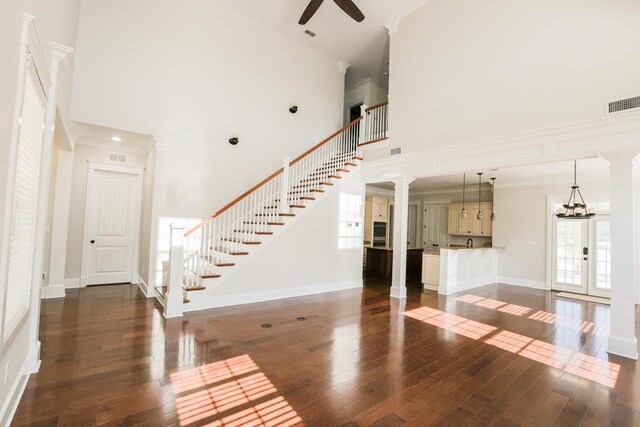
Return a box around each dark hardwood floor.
[12,275,640,426]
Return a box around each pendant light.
[476,172,483,220]
[461,173,467,219]
[555,160,595,219]
[490,177,496,222]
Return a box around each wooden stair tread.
[328,175,342,179]
[279,213,296,217]
[289,205,306,209]
[300,197,316,201]
[184,286,207,291]
[211,248,250,255]
[267,222,285,226]
[221,238,261,245]
[157,286,189,304]
[233,230,274,235]
[310,189,325,193]
[353,156,364,161]
[345,162,357,166]
[319,182,334,186]
[337,169,350,173]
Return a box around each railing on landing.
[360,101,389,146]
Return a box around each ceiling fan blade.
[333,0,365,22]
[299,0,325,25]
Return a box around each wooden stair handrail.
[184,167,284,236]
[365,101,388,112]
[289,117,362,167]
[184,116,363,238]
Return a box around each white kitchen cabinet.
[448,203,493,237]
[364,196,389,245]
[373,198,389,222]
[422,254,440,291]
[423,204,449,248]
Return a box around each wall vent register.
[390,147,402,156]
[109,152,127,163]
[608,95,640,114]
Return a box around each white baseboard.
[137,275,154,298]
[498,276,548,290]
[40,283,66,299]
[64,278,81,288]
[185,279,363,313]
[0,353,30,427]
[439,276,496,296]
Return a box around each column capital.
[391,176,416,187]
[599,151,639,167]
[152,133,176,151]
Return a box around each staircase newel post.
[166,223,185,318]
[280,157,291,213]
[359,104,368,145]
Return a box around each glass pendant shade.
[490,177,496,221]
[476,172,483,221]
[461,208,467,219]
[490,212,495,222]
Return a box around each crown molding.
[337,60,351,75]
[76,137,151,155]
[385,18,401,36]
[51,42,74,71]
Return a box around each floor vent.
[608,96,640,114]
[304,29,316,37]
[390,147,402,156]
[109,152,127,163]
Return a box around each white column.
[166,223,185,318]
[390,176,415,298]
[604,151,638,360]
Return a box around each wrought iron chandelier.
[555,160,596,219]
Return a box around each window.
[2,57,47,340]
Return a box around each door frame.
[546,192,609,292]
[80,161,144,286]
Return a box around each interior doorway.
[81,163,143,286]
[551,206,611,298]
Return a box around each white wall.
[0,1,79,424]
[71,1,346,289]
[390,0,640,152]
[344,78,388,123]
[71,0,345,223]
[492,180,640,301]
[187,174,364,311]
[64,144,148,283]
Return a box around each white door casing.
[81,162,143,286]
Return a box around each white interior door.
[552,219,589,294]
[83,164,143,285]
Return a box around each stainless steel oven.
[372,222,386,247]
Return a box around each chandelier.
[555,160,596,219]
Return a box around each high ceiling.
[222,0,433,90]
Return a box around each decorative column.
[166,223,185,318]
[390,176,415,298]
[603,151,638,360]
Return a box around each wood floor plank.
[11,276,639,427]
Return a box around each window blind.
[3,68,46,338]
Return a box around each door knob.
[90,240,95,244]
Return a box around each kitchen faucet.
[466,238,474,248]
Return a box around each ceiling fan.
[299,0,365,25]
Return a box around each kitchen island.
[365,247,423,277]
[422,246,503,294]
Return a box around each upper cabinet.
[372,197,389,222]
[448,203,493,237]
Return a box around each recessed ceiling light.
[111,136,122,142]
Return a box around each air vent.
[304,29,316,37]
[109,152,127,163]
[608,96,640,114]
[390,147,402,156]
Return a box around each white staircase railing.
[360,101,389,146]
[164,112,384,316]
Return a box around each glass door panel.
[553,219,588,294]
[589,217,611,298]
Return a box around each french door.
[552,216,611,297]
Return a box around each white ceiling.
[72,121,154,153]
[222,0,433,89]
[369,158,614,193]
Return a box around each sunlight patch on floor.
[404,306,620,388]
[170,355,303,426]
